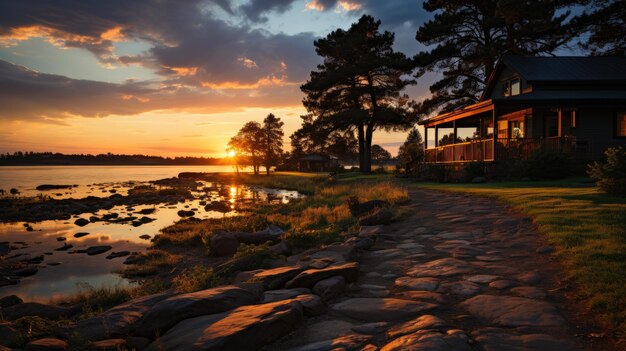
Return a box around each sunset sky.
[0,0,435,157]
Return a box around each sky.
[0,0,435,157]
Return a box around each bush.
[172,265,221,293]
[521,149,570,180]
[425,164,449,182]
[588,147,626,196]
[463,162,486,182]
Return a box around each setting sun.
[226,150,237,157]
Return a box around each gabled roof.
[502,56,626,83]
[480,55,626,101]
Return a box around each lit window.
[617,112,626,137]
[571,110,576,128]
[503,77,521,97]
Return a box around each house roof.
[501,55,626,83]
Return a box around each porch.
[424,136,579,163]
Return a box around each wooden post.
[452,120,456,161]
[435,126,439,147]
[424,127,429,149]
[492,106,497,161]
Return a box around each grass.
[172,265,221,293]
[413,178,626,337]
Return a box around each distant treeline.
[0,152,230,166]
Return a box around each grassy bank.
[413,179,626,337]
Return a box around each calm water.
[0,165,298,302]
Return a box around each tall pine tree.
[261,113,284,175]
[415,0,582,115]
[301,15,416,173]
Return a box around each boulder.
[105,251,130,259]
[135,285,259,337]
[461,295,565,327]
[86,246,112,256]
[407,258,473,277]
[0,322,19,347]
[0,295,22,308]
[387,315,447,339]
[358,209,393,226]
[0,242,10,256]
[312,276,346,301]
[262,288,311,303]
[288,334,372,351]
[381,329,472,351]
[209,232,240,257]
[293,294,325,316]
[177,210,195,217]
[286,262,359,289]
[332,298,437,322]
[125,337,151,351]
[139,234,151,240]
[73,292,172,341]
[2,302,72,320]
[472,329,579,351]
[74,232,90,238]
[13,267,38,277]
[243,266,304,290]
[26,338,68,351]
[394,277,439,291]
[145,299,303,351]
[74,218,89,227]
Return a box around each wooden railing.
[425,136,580,163]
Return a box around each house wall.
[572,108,626,159]
[488,66,532,100]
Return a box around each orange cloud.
[100,26,125,41]
[305,0,325,11]
[201,75,297,90]
[166,66,198,76]
[237,57,258,69]
[338,0,362,11]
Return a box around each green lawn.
[413,179,626,337]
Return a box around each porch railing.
[425,136,580,163]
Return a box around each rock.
[465,274,500,284]
[136,208,156,215]
[0,275,19,287]
[13,267,38,277]
[56,237,66,242]
[387,315,448,339]
[359,209,393,226]
[268,241,290,256]
[293,294,325,316]
[2,302,72,320]
[245,266,304,290]
[443,281,481,297]
[209,232,240,257]
[139,234,151,240]
[354,237,375,250]
[0,295,23,308]
[395,277,439,291]
[312,275,346,301]
[106,251,130,259]
[177,210,195,217]
[0,242,9,256]
[139,216,154,223]
[489,280,519,290]
[89,216,101,223]
[288,334,372,351]
[381,329,472,351]
[26,338,68,351]
[286,262,359,288]
[332,298,436,322]
[517,272,543,285]
[74,232,90,238]
[89,339,125,351]
[461,295,565,327]
[145,299,303,351]
[36,184,73,191]
[510,286,547,299]
[102,213,119,220]
[73,292,173,341]
[407,258,473,277]
[135,285,259,337]
[204,201,232,213]
[472,329,580,351]
[55,243,73,251]
[74,218,89,226]
[86,246,112,256]
[395,291,445,304]
[237,225,284,245]
[262,288,311,303]
[351,322,389,335]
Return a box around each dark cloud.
[0,60,303,121]
[238,0,297,22]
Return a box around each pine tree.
[576,0,626,56]
[301,15,417,173]
[398,128,425,175]
[261,113,284,175]
[415,0,582,115]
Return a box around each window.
[617,111,626,137]
[497,120,509,139]
[503,77,521,97]
[511,120,525,139]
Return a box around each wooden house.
[298,153,340,172]
[418,56,626,163]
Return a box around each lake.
[0,165,297,302]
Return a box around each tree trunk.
[363,124,374,173]
[358,123,365,170]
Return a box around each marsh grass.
[415,179,626,337]
[172,265,221,293]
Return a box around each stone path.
[270,188,587,351]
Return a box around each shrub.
[172,265,221,293]
[521,149,570,180]
[284,227,343,250]
[425,164,449,182]
[588,147,626,196]
[463,162,486,182]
